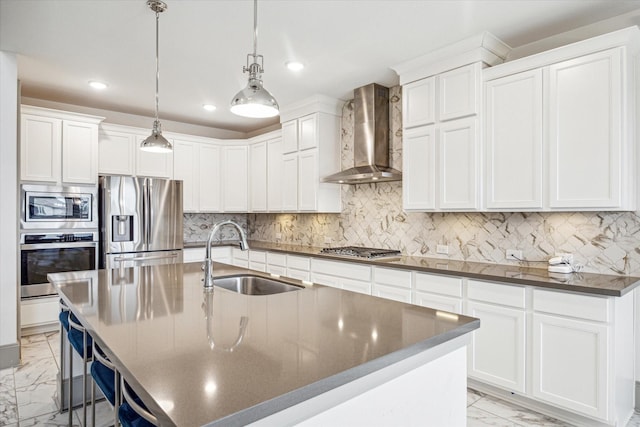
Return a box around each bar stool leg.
[59,319,65,414]
[82,332,88,427]
[68,339,73,426]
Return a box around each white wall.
[0,51,18,365]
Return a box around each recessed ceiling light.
[285,61,304,72]
[88,81,108,90]
[203,104,216,112]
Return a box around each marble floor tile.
[468,406,518,426]
[18,409,80,427]
[20,339,54,362]
[76,400,116,427]
[14,356,58,389]
[468,387,485,406]
[15,382,58,420]
[21,334,48,345]
[472,394,572,426]
[0,387,18,426]
[627,411,640,427]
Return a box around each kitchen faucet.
[203,220,249,288]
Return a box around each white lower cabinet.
[183,247,230,264]
[286,255,311,282]
[20,296,59,331]
[531,289,613,421]
[231,247,249,268]
[372,267,412,303]
[413,272,463,313]
[311,258,371,295]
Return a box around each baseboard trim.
[21,322,58,337]
[0,342,20,369]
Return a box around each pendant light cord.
[154,9,160,124]
[252,0,258,58]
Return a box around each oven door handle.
[21,242,98,250]
[112,253,179,262]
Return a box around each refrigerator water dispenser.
[112,215,133,242]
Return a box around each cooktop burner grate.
[320,246,401,259]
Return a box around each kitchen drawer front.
[533,289,609,322]
[267,252,287,267]
[342,277,371,295]
[415,272,463,297]
[287,255,310,271]
[312,258,371,282]
[249,250,266,263]
[312,272,341,288]
[232,248,249,261]
[183,247,205,263]
[287,267,310,282]
[249,261,266,272]
[468,280,526,308]
[414,291,463,314]
[267,265,287,276]
[373,267,412,289]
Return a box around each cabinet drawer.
[414,291,463,314]
[287,255,310,271]
[249,250,266,263]
[232,248,249,261]
[342,277,371,295]
[415,273,462,297]
[267,252,287,267]
[267,265,286,276]
[468,280,525,308]
[373,267,411,289]
[183,247,205,263]
[312,272,341,288]
[312,258,371,282]
[249,261,266,272]
[533,289,609,322]
[287,268,310,282]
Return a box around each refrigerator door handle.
[146,179,152,246]
[112,253,178,262]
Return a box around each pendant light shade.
[230,0,279,118]
[141,0,172,153]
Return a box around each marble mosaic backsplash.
[248,85,640,277]
[184,213,248,243]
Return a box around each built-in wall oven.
[20,184,99,299]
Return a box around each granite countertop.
[184,240,640,297]
[50,263,478,426]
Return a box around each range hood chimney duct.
[323,83,402,184]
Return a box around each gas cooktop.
[320,246,402,259]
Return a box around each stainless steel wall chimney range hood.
[323,83,402,184]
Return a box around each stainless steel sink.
[213,275,303,295]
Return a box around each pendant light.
[230,0,279,118]
[140,0,172,153]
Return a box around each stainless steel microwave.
[21,184,98,230]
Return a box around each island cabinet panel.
[466,280,526,393]
[484,69,543,210]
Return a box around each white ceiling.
[2,0,640,134]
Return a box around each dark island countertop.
[50,262,479,426]
[184,240,640,297]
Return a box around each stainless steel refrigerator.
[99,175,183,269]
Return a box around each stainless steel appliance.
[20,231,98,298]
[99,176,183,269]
[320,246,402,259]
[21,184,98,229]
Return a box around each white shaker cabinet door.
[20,114,61,183]
[438,62,481,122]
[199,144,221,212]
[99,129,135,176]
[282,153,298,211]
[438,118,478,210]
[298,149,318,211]
[402,126,436,210]
[298,114,318,151]
[532,313,608,419]
[249,141,267,212]
[62,120,99,184]
[548,48,623,209]
[402,77,436,128]
[222,145,248,212]
[467,300,526,393]
[485,69,543,210]
[281,120,298,154]
[267,138,283,212]
[173,140,198,212]
[135,135,173,178]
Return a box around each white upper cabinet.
[438,63,481,121]
[402,77,436,128]
[485,69,543,210]
[278,110,341,213]
[21,106,103,185]
[172,138,222,213]
[267,137,283,211]
[249,141,267,212]
[548,48,623,209]
[173,139,198,212]
[403,126,436,210]
[485,44,634,211]
[198,144,221,212]
[98,128,135,176]
[99,123,173,179]
[222,145,248,212]
[438,117,478,209]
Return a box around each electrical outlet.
[506,249,522,260]
[436,244,449,255]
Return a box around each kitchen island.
[50,262,479,426]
